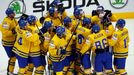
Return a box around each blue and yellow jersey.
[76,26,91,50]
[108,28,130,58]
[13,25,41,58]
[45,10,67,21]
[65,28,76,56]
[36,20,42,28]
[109,14,117,22]
[27,25,41,57]
[70,18,83,32]
[91,16,104,30]
[45,10,67,27]
[42,32,52,53]
[1,17,18,46]
[105,25,115,38]
[80,30,108,54]
[48,34,67,62]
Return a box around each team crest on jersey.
[50,40,54,44]
[114,34,117,37]
[26,31,32,37]
[112,34,117,40]
[50,40,55,48]
[35,30,39,33]
[2,22,9,29]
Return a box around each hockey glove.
[58,47,66,55]
[12,28,16,34]
[39,17,45,24]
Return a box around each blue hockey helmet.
[92,24,100,33]
[48,7,57,16]
[116,19,125,28]
[43,21,52,29]
[56,26,65,35]
[27,15,36,24]
[82,18,91,26]
[52,0,60,7]
[18,20,28,28]
[5,8,15,16]
[73,8,83,16]
[63,16,72,25]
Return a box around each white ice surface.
[0,19,134,75]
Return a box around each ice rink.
[0,19,134,75]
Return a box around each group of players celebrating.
[0,0,130,75]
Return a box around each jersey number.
[78,34,84,44]
[124,37,128,48]
[95,38,107,49]
[18,37,22,45]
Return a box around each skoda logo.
[8,0,26,19]
[109,0,128,9]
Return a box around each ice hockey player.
[14,17,44,75]
[48,26,67,75]
[63,16,74,32]
[92,5,116,22]
[26,15,44,75]
[51,0,67,21]
[75,17,91,54]
[108,19,130,75]
[91,5,116,30]
[12,20,28,75]
[62,16,76,75]
[79,18,92,75]
[101,17,114,37]
[1,8,18,75]
[101,17,115,56]
[40,0,67,24]
[81,25,113,75]
[40,18,53,74]
[75,17,92,75]
[72,7,84,27]
[48,7,63,27]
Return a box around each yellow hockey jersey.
[70,18,83,32]
[45,11,67,27]
[1,17,18,46]
[76,26,91,50]
[108,28,130,58]
[45,10,67,21]
[80,30,108,54]
[91,16,103,30]
[13,25,41,58]
[65,28,76,56]
[105,25,115,38]
[48,34,67,62]
[26,25,41,55]
[42,32,52,53]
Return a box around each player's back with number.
[93,30,108,50]
[13,25,31,57]
[81,25,113,75]
[109,28,129,58]
[108,19,129,75]
[76,26,91,50]
[80,27,108,54]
